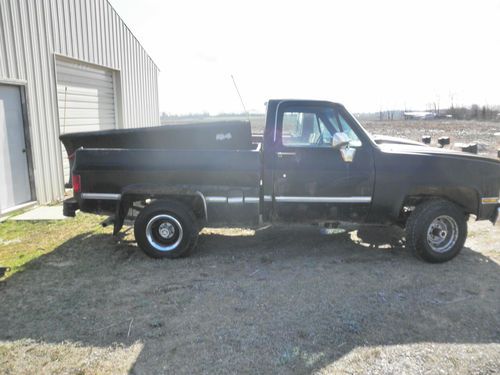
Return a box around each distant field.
[362,120,500,158]
[162,114,265,129]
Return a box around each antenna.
[231,74,250,121]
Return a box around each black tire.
[405,199,467,263]
[134,200,198,259]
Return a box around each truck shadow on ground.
[0,225,498,374]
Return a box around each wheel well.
[123,193,207,223]
[399,194,472,224]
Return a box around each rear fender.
[119,184,208,225]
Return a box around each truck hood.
[378,142,500,164]
[372,134,425,147]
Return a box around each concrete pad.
[9,205,67,221]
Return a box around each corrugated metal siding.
[0,0,159,204]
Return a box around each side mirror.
[332,132,356,162]
[331,132,350,149]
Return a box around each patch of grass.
[0,213,105,279]
[0,339,143,375]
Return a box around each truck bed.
[60,120,254,187]
[73,146,262,225]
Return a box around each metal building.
[0,0,159,214]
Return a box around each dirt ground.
[0,217,498,374]
[0,119,499,374]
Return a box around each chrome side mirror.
[340,147,356,163]
[332,132,356,162]
[331,132,350,149]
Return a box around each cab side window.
[281,106,362,148]
[282,111,333,147]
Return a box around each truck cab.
[261,100,375,224]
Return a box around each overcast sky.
[109,0,500,115]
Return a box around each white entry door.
[0,85,32,214]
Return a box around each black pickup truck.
[61,99,500,263]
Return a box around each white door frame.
[0,80,36,215]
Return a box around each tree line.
[448,105,499,121]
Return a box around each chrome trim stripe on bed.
[244,197,259,203]
[228,197,244,204]
[205,196,227,203]
[204,195,371,204]
[206,196,260,204]
[81,193,122,200]
[274,196,372,203]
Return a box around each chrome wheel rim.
[426,215,459,253]
[146,214,183,252]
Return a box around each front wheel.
[405,199,467,263]
[134,200,198,259]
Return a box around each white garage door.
[56,58,117,182]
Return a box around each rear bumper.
[63,198,79,217]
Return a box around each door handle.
[276,152,296,158]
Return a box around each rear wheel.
[134,200,198,258]
[405,199,467,263]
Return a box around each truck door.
[267,101,375,223]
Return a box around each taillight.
[72,174,81,193]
